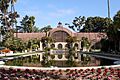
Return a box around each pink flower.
[103,72,107,76]
[91,68,95,73]
[97,68,101,74]
[104,68,108,73]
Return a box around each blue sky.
[15,0,120,28]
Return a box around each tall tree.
[107,10,120,51]
[40,25,53,67]
[20,15,35,33]
[66,16,111,32]
[0,0,19,31]
[0,0,19,46]
[66,16,85,32]
[113,10,120,29]
[40,25,52,48]
[81,17,112,32]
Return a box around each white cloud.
[49,9,76,18]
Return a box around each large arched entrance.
[58,44,63,49]
[51,31,69,42]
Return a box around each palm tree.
[40,25,53,67]
[40,25,52,36]
[40,25,53,48]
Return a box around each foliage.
[81,17,112,32]
[65,16,85,32]
[100,39,109,52]
[66,16,112,32]
[81,55,91,66]
[3,37,25,52]
[20,15,36,33]
[32,26,40,32]
[40,25,52,36]
[0,0,19,42]
[113,10,120,29]
[107,10,120,51]
[40,25,54,67]
[40,25,53,48]
[65,36,77,67]
[81,37,91,49]
[40,25,53,67]
[26,38,40,50]
[41,36,53,49]
[41,47,54,67]
[66,36,77,43]
[66,47,76,67]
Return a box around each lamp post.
[107,0,112,52]
[107,0,110,18]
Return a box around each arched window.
[74,43,79,49]
[51,31,69,42]
[51,55,55,59]
[58,44,62,49]
[58,54,63,59]
[51,44,55,49]
[74,53,78,59]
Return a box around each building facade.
[15,23,106,51]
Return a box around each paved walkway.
[0,64,120,70]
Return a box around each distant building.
[14,22,106,51]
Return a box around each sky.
[14,0,120,28]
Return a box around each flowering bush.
[0,66,120,80]
[0,48,11,53]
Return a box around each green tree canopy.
[81,17,112,32]
[0,0,19,46]
[20,15,37,33]
[113,10,120,29]
[105,10,120,51]
[66,16,112,32]
[66,16,85,32]
[3,37,25,52]
[0,0,19,29]
[40,25,52,36]
[107,10,120,41]
[65,36,77,67]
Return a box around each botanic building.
[14,22,106,51]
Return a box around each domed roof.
[49,22,74,37]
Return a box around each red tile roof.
[14,33,45,41]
